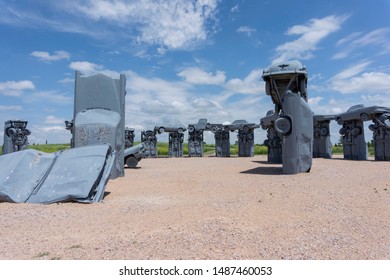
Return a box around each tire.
[23,129,31,136]
[320,127,329,137]
[158,127,165,134]
[126,155,138,168]
[275,117,291,135]
[211,126,218,134]
[177,128,184,134]
[360,113,369,122]
[336,118,343,125]
[339,127,346,135]
[352,127,362,136]
[188,125,195,133]
[247,132,254,140]
[368,124,378,131]
[5,127,17,137]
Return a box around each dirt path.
[1,155,389,260]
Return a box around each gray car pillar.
[336,105,390,161]
[66,71,126,179]
[223,120,259,157]
[369,113,390,161]
[125,128,135,149]
[2,120,31,155]
[260,111,282,163]
[168,132,184,157]
[262,60,313,174]
[154,125,186,158]
[188,119,208,157]
[141,130,158,158]
[208,124,230,157]
[338,119,367,160]
[188,129,204,157]
[277,91,313,174]
[313,115,334,158]
[237,128,255,157]
[214,128,230,157]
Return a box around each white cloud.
[332,28,390,60]
[335,32,362,46]
[31,50,70,62]
[58,77,74,84]
[67,0,219,51]
[0,105,23,111]
[225,69,264,94]
[0,80,35,96]
[1,1,219,54]
[45,115,65,125]
[273,15,348,63]
[328,62,390,107]
[68,61,104,75]
[29,124,71,145]
[177,67,226,85]
[308,96,323,105]
[231,5,239,13]
[237,26,256,36]
[25,91,73,104]
[331,71,390,94]
[331,61,371,80]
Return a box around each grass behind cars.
[0,143,374,156]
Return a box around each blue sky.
[0,0,389,145]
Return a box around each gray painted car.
[124,142,145,168]
[0,144,114,204]
[154,125,187,134]
[336,104,390,125]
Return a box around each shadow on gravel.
[240,166,283,175]
[251,160,281,165]
[103,191,111,199]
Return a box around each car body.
[188,118,209,132]
[207,123,223,134]
[223,120,259,132]
[154,125,186,134]
[124,142,145,168]
[336,105,390,125]
[260,110,279,129]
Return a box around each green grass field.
[0,143,375,156]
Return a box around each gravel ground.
[0,155,389,260]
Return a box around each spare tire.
[275,117,291,135]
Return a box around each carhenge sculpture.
[223,120,259,157]
[187,119,208,157]
[0,71,124,203]
[336,104,390,161]
[260,110,282,163]
[261,60,313,174]
[155,125,186,157]
[125,127,135,148]
[313,115,335,158]
[65,71,126,178]
[141,130,158,158]
[2,120,31,155]
[211,123,230,157]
